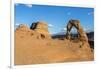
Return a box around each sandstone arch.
[66,20,88,42]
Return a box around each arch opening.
[66,20,88,42]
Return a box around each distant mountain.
[52,31,94,49]
[52,31,94,40]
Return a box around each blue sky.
[15,4,94,34]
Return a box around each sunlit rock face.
[30,22,51,39]
[15,20,93,65]
[66,20,88,42]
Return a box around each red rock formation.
[30,22,51,39]
[66,20,88,42]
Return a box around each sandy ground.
[14,29,94,65]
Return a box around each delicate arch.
[66,20,88,42]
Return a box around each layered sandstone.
[30,22,51,39]
[15,20,93,65]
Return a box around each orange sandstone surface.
[15,21,94,65]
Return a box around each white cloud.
[63,28,66,31]
[15,4,32,8]
[48,24,54,27]
[15,23,20,26]
[88,12,94,15]
[25,4,32,8]
[83,26,93,33]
